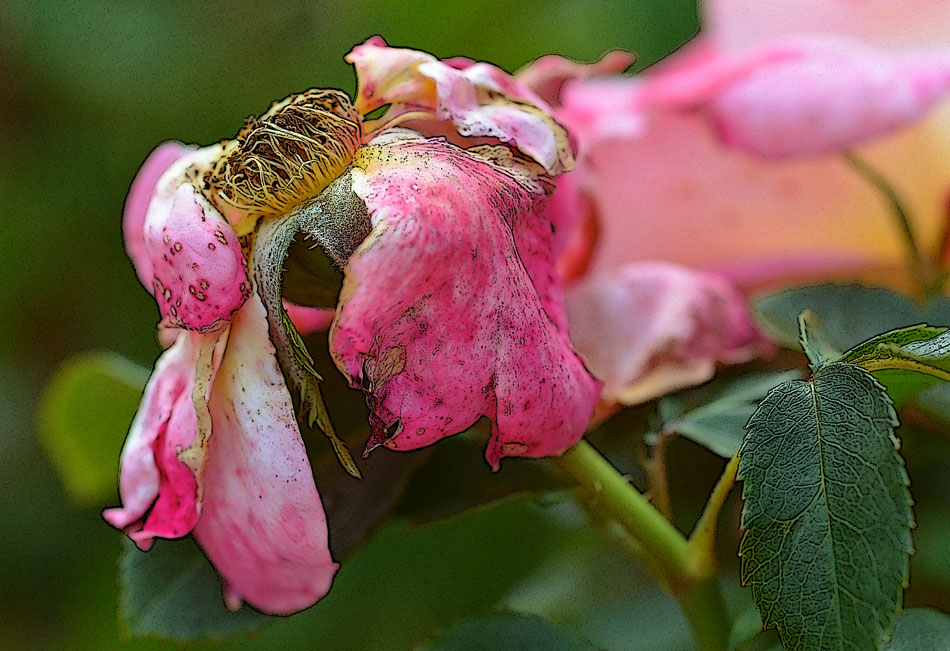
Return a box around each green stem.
[647,431,674,520]
[552,440,731,651]
[844,152,936,297]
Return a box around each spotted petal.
[143,182,250,332]
[329,136,600,470]
[122,141,196,289]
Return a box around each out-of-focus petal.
[329,137,600,469]
[704,38,950,159]
[556,78,647,151]
[103,330,217,548]
[123,142,196,289]
[194,286,337,615]
[565,262,772,405]
[705,0,950,52]
[568,103,950,286]
[283,301,335,335]
[516,51,635,106]
[347,36,573,175]
[144,183,250,332]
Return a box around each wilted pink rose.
[108,36,600,612]
[330,37,600,468]
[520,0,950,404]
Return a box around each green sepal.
[252,212,360,479]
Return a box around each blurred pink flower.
[521,0,950,404]
[107,36,600,613]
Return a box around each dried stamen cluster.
[201,89,362,220]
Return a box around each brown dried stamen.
[201,89,362,220]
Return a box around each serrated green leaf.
[754,284,950,352]
[651,370,803,458]
[883,608,950,650]
[119,537,270,640]
[37,352,148,504]
[738,362,913,651]
[418,612,598,651]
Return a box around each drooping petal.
[193,284,337,615]
[144,182,250,332]
[123,141,197,289]
[346,36,573,175]
[346,35,436,114]
[564,262,772,405]
[329,136,600,469]
[103,329,218,548]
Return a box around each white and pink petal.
[193,285,337,615]
[103,329,218,548]
[123,141,197,289]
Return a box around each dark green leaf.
[312,429,431,560]
[419,612,598,651]
[651,370,803,458]
[754,284,950,351]
[883,609,950,650]
[119,538,270,641]
[738,363,913,651]
[37,352,148,504]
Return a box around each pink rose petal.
[103,330,217,549]
[194,287,337,615]
[283,301,335,335]
[330,137,600,469]
[565,262,772,405]
[516,51,636,106]
[705,37,950,159]
[347,36,572,175]
[563,103,948,286]
[123,142,196,289]
[346,35,435,114]
[706,0,950,52]
[144,183,250,332]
